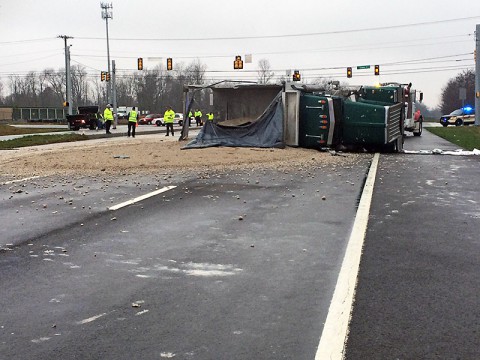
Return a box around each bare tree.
[43,69,66,104]
[0,80,4,105]
[135,68,163,113]
[440,69,475,113]
[70,65,89,106]
[257,59,274,84]
[185,59,206,85]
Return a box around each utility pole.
[101,2,113,106]
[112,60,118,129]
[475,24,480,126]
[58,35,73,115]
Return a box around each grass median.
[0,124,67,136]
[426,126,480,151]
[0,133,89,150]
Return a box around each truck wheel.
[455,119,463,126]
[383,141,397,153]
[414,119,423,136]
[178,120,183,126]
[442,123,448,127]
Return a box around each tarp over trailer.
[184,92,284,149]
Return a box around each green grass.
[0,134,89,149]
[0,124,66,136]
[426,126,480,151]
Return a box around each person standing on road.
[194,109,203,126]
[127,107,138,138]
[164,106,175,136]
[103,104,114,134]
[188,111,193,126]
[207,111,214,122]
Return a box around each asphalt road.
[345,131,480,359]
[0,153,371,359]
[1,128,479,359]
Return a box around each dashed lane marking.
[315,153,380,360]
[108,185,177,211]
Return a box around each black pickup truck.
[66,106,100,131]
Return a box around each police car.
[439,106,475,127]
[154,113,184,127]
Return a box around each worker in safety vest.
[206,112,214,122]
[194,109,203,126]
[96,111,105,130]
[127,107,138,138]
[103,104,114,134]
[164,106,175,136]
[188,111,193,126]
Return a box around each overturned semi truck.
[183,82,422,153]
[284,82,422,153]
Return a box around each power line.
[73,16,480,42]
[0,37,56,45]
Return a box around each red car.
[138,113,161,125]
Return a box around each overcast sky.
[1,0,479,109]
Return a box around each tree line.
[0,59,210,113]
[0,58,474,117]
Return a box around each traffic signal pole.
[112,60,118,129]
[475,24,480,126]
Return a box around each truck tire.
[413,118,423,136]
[455,119,463,126]
[383,141,397,153]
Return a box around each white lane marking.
[2,176,40,185]
[108,186,177,211]
[135,309,149,316]
[77,313,107,325]
[315,153,380,360]
[31,337,51,343]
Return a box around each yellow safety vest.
[164,110,175,123]
[103,108,114,121]
[128,110,137,122]
[207,113,214,121]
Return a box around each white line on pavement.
[108,185,177,211]
[2,176,40,185]
[315,153,380,360]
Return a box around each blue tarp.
[183,92,284,149]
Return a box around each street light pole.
[475,24,480,126]
[100,2,113,106]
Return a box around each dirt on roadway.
[0,134,367,180]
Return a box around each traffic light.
[374,65,380,76]
[63,101,69,107]
[234,55,243,70]
[292,70,301,82]
[105,72,111,81]
[347,67,352,78]
[167,58,173,71]
[101,71,106,81]
[137,58,143,70]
